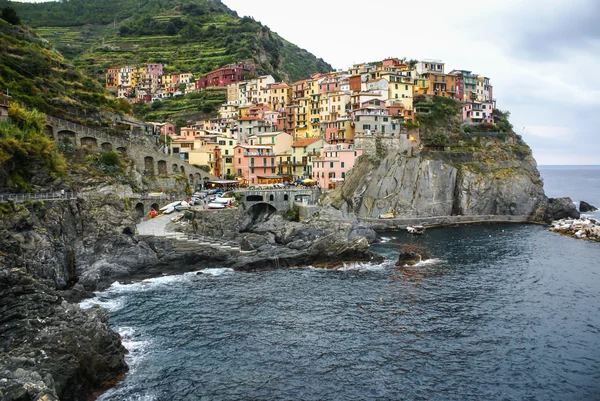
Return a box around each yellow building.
[381,72,414,110]
[294,97,309,138]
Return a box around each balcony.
[244,151,275,157]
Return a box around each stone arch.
[157,160,168,176]
[284,194,289,201]
[151,203,159,212]
[180,165,185,174]
[117,146,127,154]
[57,130,76,144]
[246,195,264,202]
[45,125,54,138]
[194,173,201,182]
[189,173,193,183]
[172,164,179,173]
[144,156,155,176]
[247,202,278,217]
[135,202,145,219]
[80,136,98,149]
[101,142,113,152]
[269,194,274,202]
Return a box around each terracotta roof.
[292,138,322,147]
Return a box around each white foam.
[79,297,125,312]
[411,258,444,267]
[337,261,388,272]
[198,268,235,276]
[379,236,394,243]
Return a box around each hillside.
[0,18,129,121]
[2,0,332,84]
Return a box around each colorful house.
[290,137,327,180]
[312,143,364,189]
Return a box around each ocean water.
[85,166,600,401]
[539,165,600,219]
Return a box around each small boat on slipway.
[407,225,426,235]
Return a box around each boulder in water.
[548,197,580,220]
[580,201,598,213]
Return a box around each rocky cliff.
[327,137,550,222]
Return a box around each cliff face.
[327,141,549,222]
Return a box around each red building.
[195,63,256,90]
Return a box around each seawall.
[359,214,540,231]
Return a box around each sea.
[83,165,600,401]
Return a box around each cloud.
[525,126,572,140]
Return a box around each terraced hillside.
[0,19,128,122]
[3,0,332,83]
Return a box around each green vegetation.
[414,95,460,127]
[3,0,332,83]
[0,19,126,123]
[284,206,300,222]
[133,88,226,122]
[0,104,66,191]
[422,132,448,147]
[0,5,19,25]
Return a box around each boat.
[407,225,426,235]
[164,206,175,214]
[378,213,394,219]
[160,201,181,211]
[171,213,184,222]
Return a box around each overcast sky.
[12,0,600,165]
[220,0,600,165]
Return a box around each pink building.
[233,144,278,185]
[461,101,494,124]
[153,122,175,135]
[312,143,363,189]
[146,63,163,76]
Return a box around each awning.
[207,180,240,184]
[257,175,284,179]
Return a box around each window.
[173,148,179,153]
[238,148,241,153]
[341,162,345,168]
[225,150,229,155]
[238,158,241,164]
[272,168,276,173]
[263,158,267,166]
[238,169,242,176]
[342,172,345,179]
[330,162,334,168]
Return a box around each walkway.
[136,214,245,253]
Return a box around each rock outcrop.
[579,201,598,213]
[0,268,126,401]
[547,197,580,220]
[326,149,549,222]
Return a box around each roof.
[292,138,322,147]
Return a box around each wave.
[408,258,445,267]
[379,236,395,243]
[79,297,125,312]
[337,261,389,272]
[198,268,235,276]
[98,326,155,401]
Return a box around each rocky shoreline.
[549,217,600,242]
[0,187,584,400]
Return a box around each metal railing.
[0,191,82,202]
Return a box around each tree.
[1,6,20,25]
[119,25,130,36]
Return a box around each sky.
[12,0,600,165]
